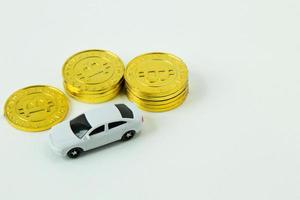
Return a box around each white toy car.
[49,103,143,158]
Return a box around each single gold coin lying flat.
[125,52,188,96]
[62,49,124,103]
[4,85,69,132]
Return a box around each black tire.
[121,130,136,141]
[67,148,83,159]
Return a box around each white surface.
[0,0,299,199]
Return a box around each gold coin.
[63,49,124,94]
[125,52,188,96]
[4,85,69,132]
[65,82,123,103]
[128,89,188,112]
[125,82,188,101]
[124,52,189,112]
[65,78,124,95]
[126,87,188,106]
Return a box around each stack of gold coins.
[62,50,125,103]
[125,52,188,112]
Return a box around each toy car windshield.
[70,114,92,138]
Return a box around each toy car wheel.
[121,130,135,141]
[67,148,83,158]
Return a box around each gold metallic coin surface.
[65,78,124,95]
[128,89,188,112]
[125,52,188,96]
[63,49,124,93]
[64,81,123,103]
[4,85,69,132]
[125,52,189,112]
[126,82,188,101]
[126,88,188,106]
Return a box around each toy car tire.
[67,148,83,159]
[121,130,135,141]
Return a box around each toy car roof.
[81,103,134,127]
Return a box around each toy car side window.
[89,125,105,136]
[108,121,126,129]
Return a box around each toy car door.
[107,121,127,141]
[84,124,110,150]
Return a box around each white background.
[0,0,299,199]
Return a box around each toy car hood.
[49,121,80,149]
